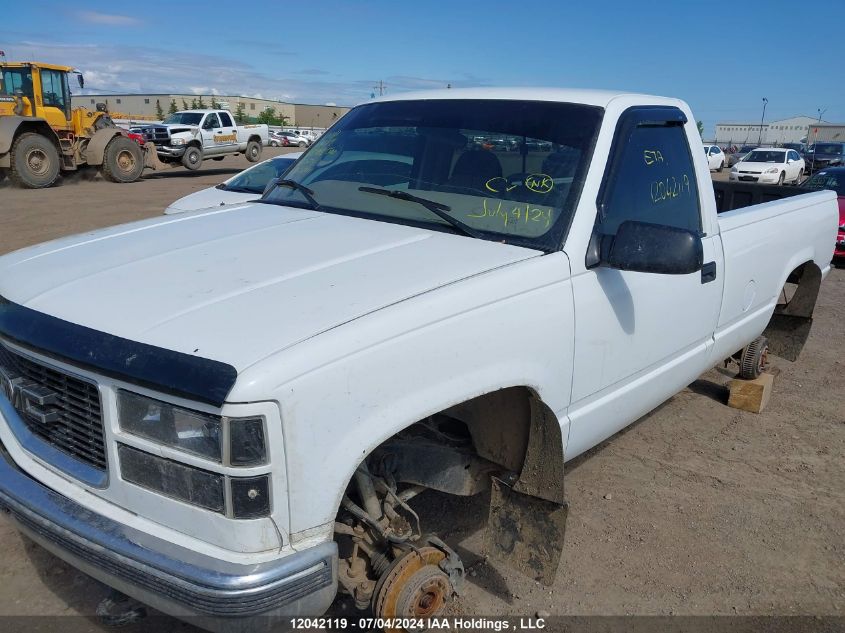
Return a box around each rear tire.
[794,169,803,184]
[245,140,262,162]
[298,141,306,148]
[739,336,769,380]
[181,145,203,170]
[717,160,724,172]
[9,133,60,188]
[101,136,144,183]
[0,170,6,183]
[270,140,279,147]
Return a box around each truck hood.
[164,187,260,214]
[0,204,539,372]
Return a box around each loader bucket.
[142,142,166,170]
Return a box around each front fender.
[233,252,576,536]
[83,128,124,166]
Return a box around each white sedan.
[164,152,302,214]
[729,148,805,185]
[703,145,725,171]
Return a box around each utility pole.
[758,97,768,145]
[372,80,386,97]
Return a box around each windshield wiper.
[270,179,321,209]
[357,186,485,239]
[219,185,260,194]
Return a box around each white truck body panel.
[0,87,838,626]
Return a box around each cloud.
[6,40,486,107]
[76,11,142,26]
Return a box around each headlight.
[731,166,738,172]
[765,167,780,173]
[118,390,222,461]
[170,137,186,146]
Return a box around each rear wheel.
[9,133,60,188]
[717,160,724,172]
[0,169,6,183]
[101,136,145,183]
[298,141,307,148]
[777,171,785,185]
[245,140,262,162]
[794,169,804,184]
[181,145,203,170]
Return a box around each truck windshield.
[800,171,845,196]
[262,99,603,251]
[810,143,844,155]
[163,112,203,125]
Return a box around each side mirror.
[78,74,84,89]
[606,221,703,275]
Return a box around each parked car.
[164,152,302,214]
[799,166,845,264]
[730,147,805,184]
[804,142,845,174]
[727,144,757,167]
[782,142,806,154]
[0,88,837,629]
[270,131,310,147]
[703,144,725,171]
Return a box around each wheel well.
[12,122,60,150]
[248,135,261,144]
[763,260,822,361]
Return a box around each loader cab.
[0,66,35,114]
[0,63,74,129]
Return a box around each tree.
[697,120,704,138]
[211,96,220,109]
[234,102,246,123]
[197,95,206,109]
[256,106,276,125]
[168,99,178,115]
[155,99,164,120]
[190,97,198,110]
[181,98,189,110]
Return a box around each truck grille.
[0,343,106,471]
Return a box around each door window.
[40,69,67,109]
[597,108,701,237]
[219,112,234,127]
[202,113,221,129]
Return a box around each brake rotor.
[373,545,452,630]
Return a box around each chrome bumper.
[156,145,187,158]
[0,440,337,631]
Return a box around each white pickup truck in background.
[139,109,269,170]
[0,88,837,631]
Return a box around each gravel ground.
[0,156,842,630]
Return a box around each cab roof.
[0,61,77,72]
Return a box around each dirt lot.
[0,157,842,629]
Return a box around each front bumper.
[0,439,337,631]
[729,171,780,183]
[155,144,187,158]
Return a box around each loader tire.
[9,133,60,188]
[0,170,6,183]
[245,140,262,162]
[182,145,203,170]
[101,136,145,183]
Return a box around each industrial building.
[70,93,350,128]
[714,115,826,146]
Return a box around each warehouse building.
[805,124,845,143]
[715,116,826,146]
[70,93,350,128]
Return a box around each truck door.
[566,106,725,459]
[218,111,238,149]
[199,112,224,154]
[37,67,72,130]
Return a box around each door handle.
[701,261,717,284]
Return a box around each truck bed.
[713,181,805,213]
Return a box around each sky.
[3,0,844,136]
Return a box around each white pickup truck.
[0,88,837,630]
[140,109,269,170]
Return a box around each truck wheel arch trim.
[0,295,236,406]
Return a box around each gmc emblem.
[0,364,60,426]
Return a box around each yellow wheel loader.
[0,61,162,188]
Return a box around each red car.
[126,132,146,146]
[799,166,845,265]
